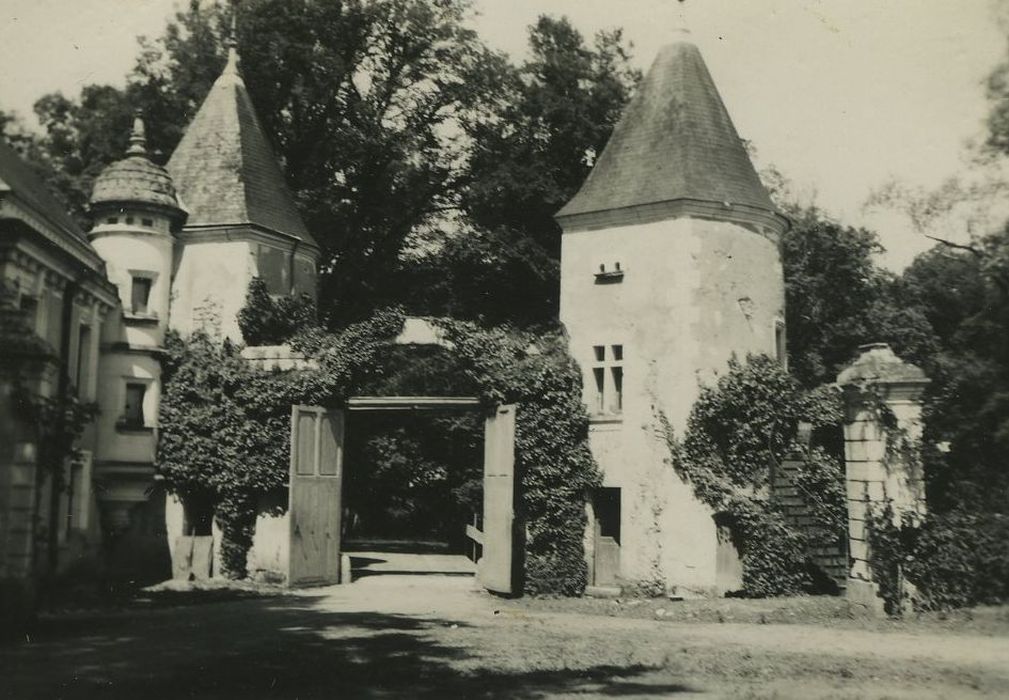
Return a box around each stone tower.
[166,34,320,341]
[556,36,788,594]
[88,116,187,526]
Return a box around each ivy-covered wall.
[158,310,600,594]
[663,355,847,597]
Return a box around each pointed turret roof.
[90,114,187,226]
[166,40,318,249]
[556,38,783,232]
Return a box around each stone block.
[848,519,866,541]
[865,481,886,501]
[849,539,868,561]
[846,578,885,615]
[845,461,881,481]
[845,481,867,500]
[844,419,883,443]
[845,440,886,463]
[847,500,868,521]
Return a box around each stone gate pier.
[837,343,929,612]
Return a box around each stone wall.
[837,343,928,612]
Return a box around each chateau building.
[0,34,318,593]
[3,27,788,598]
[557,34,789,594]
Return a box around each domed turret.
[90,116,186,227]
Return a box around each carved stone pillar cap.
[836,342,929,388]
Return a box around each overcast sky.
[1,0,1006,269]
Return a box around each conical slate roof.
[91,116,186,224]
[166,46,318,249]
[556,39,778,227]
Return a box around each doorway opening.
[287,399,518,595]
[342,402,483,580]
[591,487,621,587]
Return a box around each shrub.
[666,354,846,596]
[237,277,318,346]
[868,505,1009,613]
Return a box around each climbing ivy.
[664,354,847,597]
[159,310,599,594]
[237,277,318,346]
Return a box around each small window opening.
[610,366,623,413]
[125,216,135,225]
[123,382,146,428]
[131,276,152,314]
[107,216,119,224]
[593,367,605,414]
[590,344,624,416]
[141,217,154,227]
[594,487,621,543]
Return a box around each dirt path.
[3,574,1007,698]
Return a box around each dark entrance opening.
[342,409,483,565]
[592,487,621,587]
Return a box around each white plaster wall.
[90,221,173,347]
[93,350,160,470]
[247,509,289,582]
[170,239,257,342]
[165,493,185,564]
[560,217,785,592]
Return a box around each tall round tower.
[556,36,788,594]
[88,116,186,528]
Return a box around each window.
[594,261,624,284]
[125,216,135,225]
[774,320,787,368]
[123,382,146,428]
[106,216,118,224]
[141,217,154,227]
[130,276,152,314]
[76,324,92,397]
[590,344,624,416]
[19,294,38,332]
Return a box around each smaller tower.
[166,29,320,341]
[88,115,186,528]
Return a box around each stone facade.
[557,34,788,594]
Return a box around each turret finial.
[673,0,691,38]
[222,4,240,75]
[126,111,147,156]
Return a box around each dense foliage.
[780,207,938,388]
[867,506,1009,613]
[237,278,318,346]
[159,312,598,593]
[665,355,846,597]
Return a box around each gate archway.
[286,398,518,595]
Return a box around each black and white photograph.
[1,0,1007,697]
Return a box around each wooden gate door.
[288,406,344,586]
[479,404,517,594]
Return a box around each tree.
[17,0,508,326]
[780,207,937,387]
[418,16,639,327]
